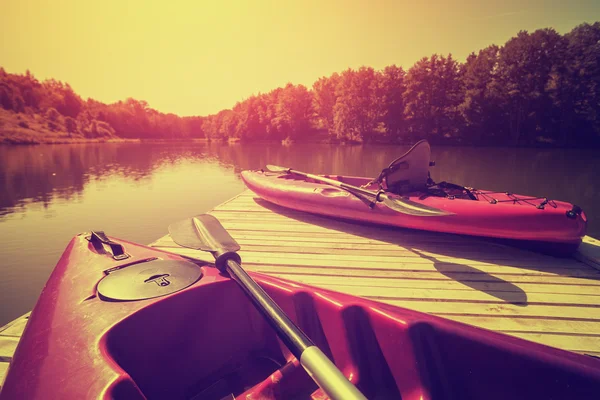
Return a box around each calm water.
[0,142,598,325]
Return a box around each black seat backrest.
[384,139,432,193]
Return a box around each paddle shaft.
[275,166,453,216]
[224,258,311,356]
[224,258,367,400]
[287,168,380,200]
[169,214,367,399]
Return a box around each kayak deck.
[152,190,600,356]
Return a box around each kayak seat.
[373,139,433,194]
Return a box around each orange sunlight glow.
[1,1,598,116]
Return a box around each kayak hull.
[2,234,600,399]
[241,171,587,255]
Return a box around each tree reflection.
[0,143,597,237]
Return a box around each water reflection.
[1,143,598,229]
[0,142,597,325]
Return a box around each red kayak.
[2,232,600,399]
[240,170,587,255]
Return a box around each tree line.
[0,71,204,140]
[1,22,599,146]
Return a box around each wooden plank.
[153,230,497,247]
[0,312,30,389]
[583,351,600,358]
[155,246,600,278]
[154,236,584,268]
[154,234,503,254]
[249,265,600,286]
[297,283,600,306]
[379,299,600,320]
[238,252,591,271]
[506,332,600,353]
[263,273,600,295]
[0,313,29,337]
[449,315,600,335]
[160,240,552,261]
[0,361,9,389]
[0,336,19,360]
[221,236,508,249]
[575,236,600,271]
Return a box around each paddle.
[168,214,367,400]
[265,165,454,217]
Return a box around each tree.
[405,54,464,142]
[494,29,565,145]
[275,83,314,140]
[58,84,83,118]
[313,73,340,133]
[560,22,600,145]
[332,67,382,142]
[234,96,266,139]
[65,116,78,134]
[46,107,60,122]
[380,65,407,140]
[459,45,504,143]
[0,84,14,110]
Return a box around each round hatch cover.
[97,259,202,301]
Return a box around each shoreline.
[2,135,599,148]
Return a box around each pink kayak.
[2,233,600,399]
[240,170,587,255]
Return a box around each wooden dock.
[2,189,600,389]
[151,190,600,356]
[0,313,29,389]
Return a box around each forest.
[1,22,599,146]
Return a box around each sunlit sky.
[1,0,599,116]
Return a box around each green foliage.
[275,84,314,140]
[13,94,25,113]
[1,21,600,146]
[333,67,382,142]
[65,116,78,133]
[313,73,340,133]
[47,121,59,131]
[0,84,13,110]
[203,84,315,141]
[494,29,566,145]
[46,107,60,122]
[459,45,504,143]
[405,54,464,141]
[82,119,115,138]
[562,22,600,144]
[380,65,407,140]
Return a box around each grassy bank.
[0,109,125,145]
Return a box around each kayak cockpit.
[103,277,402,399]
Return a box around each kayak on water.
[241,140,587,255]
[2,221,600,399]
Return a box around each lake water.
[0,142,598,325]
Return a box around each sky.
[1,0,599,116]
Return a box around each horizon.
[2,1,600,116]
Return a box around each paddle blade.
[381,195,455,217]
[265,165,291,173]
[168,214,240,252]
